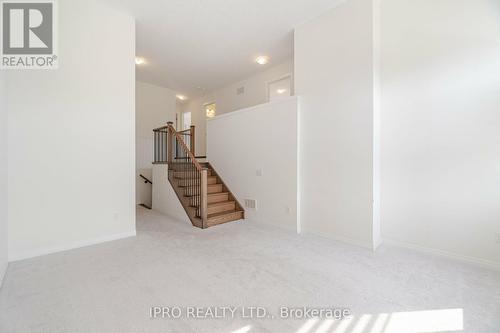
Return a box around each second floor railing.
[177,125,195,156]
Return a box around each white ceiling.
[104,0,342,98]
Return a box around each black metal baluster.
[160,131,163,162]
[155,131,157,163]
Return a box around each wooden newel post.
[190,125,196,155]
[167,122,173,165]
[200,168,208,229]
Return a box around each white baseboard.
[384,238,500,272]
[301,228,374,250]
[372,236,383,251]
[250,218,298,233]
[8,230,137,262]
[0,262,7,288]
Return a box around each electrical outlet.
[256,169,263,177]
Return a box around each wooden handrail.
[154,123,197,163]
[165,122,207,228]
[174,156,206,160]
[139,174,152,184]
[167,122,203,172]
[175,126,196,155]
[153,125,169,132]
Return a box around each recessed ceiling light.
[277,88,287,94]
[176,94,187,101]
[255,56,270,65]
[135,57,146,65]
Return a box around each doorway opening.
[182,112,192,130]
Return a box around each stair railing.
[139,174,153,184]
[176,125,196,156]
[153,125,169,163]
[154,122,208,228]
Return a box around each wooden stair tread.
[208,200,235,208]
[176,176,218,186]
[173,170,213,178]
[181,183,222,189]
[190,199,234,208]
[206,200,235,214]
[209,192,228,197]
[177,177,217,185]
[189,192,229,198]
[189,192,229,206]
[175,175,217,181]
[207,210,244,227]
[207,210,244,219]
[167,158,244,229]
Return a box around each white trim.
[384,238,500,272]
[251,217,298,233]
[0,262,7,288]
[296,96,302,235]
[8,230,137,262]
[207,96,299,122]
[372,236,383,251]
[302,228,374,250]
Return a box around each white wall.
[152,164,191,224]
[294,0,380,248]
[185,60,293,156]
[381,0,500,267]
[207,97,298,230]
[136,81,176,207]
[7,0,136,261]
[0,71,7,285]
[204,60,293,116]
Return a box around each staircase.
[153,122,244,229]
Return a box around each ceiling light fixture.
[176,94,187,101]
[277,89,287,94]
[135,57,146,65]
[255,55,270,65]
